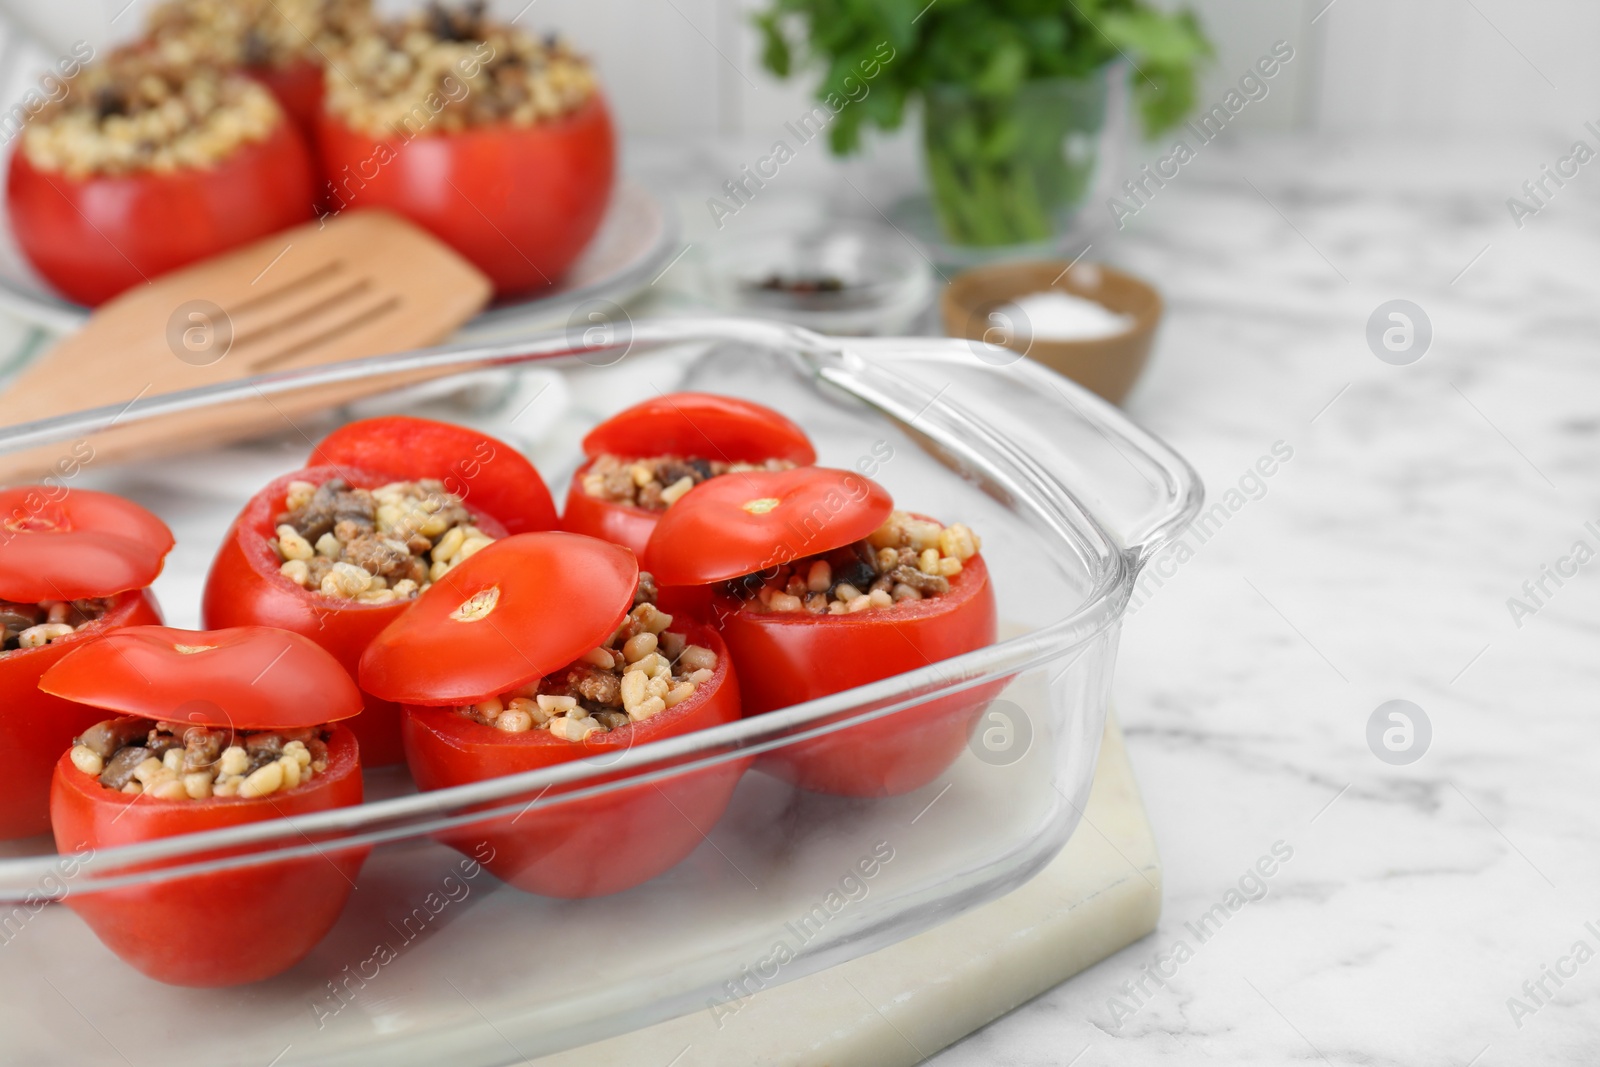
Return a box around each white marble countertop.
[615,130,1600,1064]
[3,128,1594,1065]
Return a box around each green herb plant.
[755,0,1211,246]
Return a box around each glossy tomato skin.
[718,554,1000,797]
[402,625,745,897]
[250,59,324,137]
[560,460,662,560]
[50,726,366,987]
[6,122,315,306]
[202,466,510,766]
[315,95,615,295]
[0,589,162,841]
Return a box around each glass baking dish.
[0,318,1199,1065]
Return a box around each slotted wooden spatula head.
[0,209,492,483]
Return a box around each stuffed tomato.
[7,52,314,306]
[145,0,372,134]
[645,467,999,797]
[315,6,614,294]
[41,625,367,987]
[202,417,556,766]
[562,392,817,560]
[0,487,172,839]
[360,532,744,898]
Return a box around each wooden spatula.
[0,209,492,483]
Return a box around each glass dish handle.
[804,335,1204,568]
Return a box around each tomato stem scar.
[451,586,501,622]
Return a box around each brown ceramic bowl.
[940,260,1162,405]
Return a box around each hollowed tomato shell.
[718,551,1000,797]
[0,589,162,841]
[401,623,745,897]
[202,466,510,765]
[50,725,367,987]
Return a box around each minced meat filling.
[1,598,109,654]
[326,3,599,136]
[21,54,284,178]
[271,478,492,603]
[456,574,718,741]
[69,718,332,801]
[728,511,981,615]
[582,455,796,511]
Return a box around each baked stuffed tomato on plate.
[361,531,744,898]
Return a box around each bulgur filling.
[455,574,718,741]
[147,0,372,71]
[20,54,284,178]
[583,455,797,511]
[325,3,599,136]
[270,478,493,603]
[730,511,982,615]
[68,718,331,801]
[0,598,109,653]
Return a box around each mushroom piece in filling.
[728,511,983,615]
[68,718,332,801]
[270,478,493,603]
[0,598,109,654]
[454,574,718,741]
[582,455,796,511]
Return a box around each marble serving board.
[526,713,1160,1067]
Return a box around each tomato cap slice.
[0,488,174,602]
[309,416,558,535]
[643,467,893,586]
[360,531,638,705]
[582,392,817,466]
[39,625,362,729]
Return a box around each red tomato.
[717,554,1000,796]
[0,486,172,839]
[362,533,747,896]
[315,95,616,295]
[561,393,818,559]
[202,466,510,766]
[0,590,162,840]
[249,58,324,137]
[38,625,364,729]
[641,467,893,587]
[50,725,366,987]
[6,121,315,306]
[359,532,637,705]
[401,623,744,897]
[0,487,174,602]
[310,416,557,536]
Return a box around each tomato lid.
[643,467,893,586]
[0,488,174,602]
[360,532,638,705]
[38,626,362,729]
[581,392,817,466]
[309,416,558,536]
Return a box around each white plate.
[0,177,678,339]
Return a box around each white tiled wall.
[2,0,1587,139]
